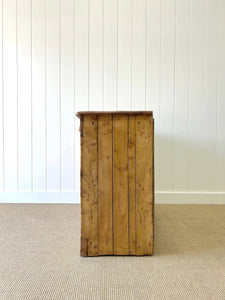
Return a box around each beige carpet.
[0,204,225,300]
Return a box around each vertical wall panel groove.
[116,0,118,110]
[186,0,191,192]
[74,0,89,194]
[60,0,74,191]
[46,0,60,191]
[159,0,176,191]
[0,0,4,191]
[59,0,61,192]
[144,0,147,110]
[158,0,162,192]
[16,0,18,191]
[18,0,32,191]
[146,0,161,192]
[74,0,76,192]
[132,0,146,110]
[30,0,33,191]
[201,0,206,192]
[102,0,104,110]
[217,0,225,191]
[87,0,89,110]
[118,0,132,109]
[202,0,219,191]
[3,0,17,191]
[32,0,46,191]
[45,0,47,192]
[172,0,177,192]
[173,0,190,191]
[89,0,103,110]
[103,0,117,110]
[188,0,204,192]
[215,0,220,191]
[130,0,133,110]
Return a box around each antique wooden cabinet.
[76,111,154,256]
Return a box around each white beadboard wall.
[0,0,225,204]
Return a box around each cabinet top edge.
[76,111,153,119]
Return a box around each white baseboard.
[0,192,79,204]
[0,192,224,204]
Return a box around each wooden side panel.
[128,115,136,255]
[136,115,154,255]
[113,115,129,255]
[80,115,98,256]
[98,115,113,255]
[80,238,88,257]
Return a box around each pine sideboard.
[76,111,154,256]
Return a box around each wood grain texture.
[136,115,154,255]
[80,112,154,256]
[80,115,98,256]
[98,115,113,255]
[128,115,136,255]
[113,115,129,255]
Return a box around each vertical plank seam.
[31,0,33,192]
[97,115,99,255]
[135,114,136,255]
[112,115,114,254]
[128,116,130,254]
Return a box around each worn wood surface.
[136,115,154,255]
[80,238,88,256]
[98,115,113,255]
[80,115,98,256]
[76,111,153,119]
[128,115,136,255]
[113,115,129,255]
[79,112,154,256]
